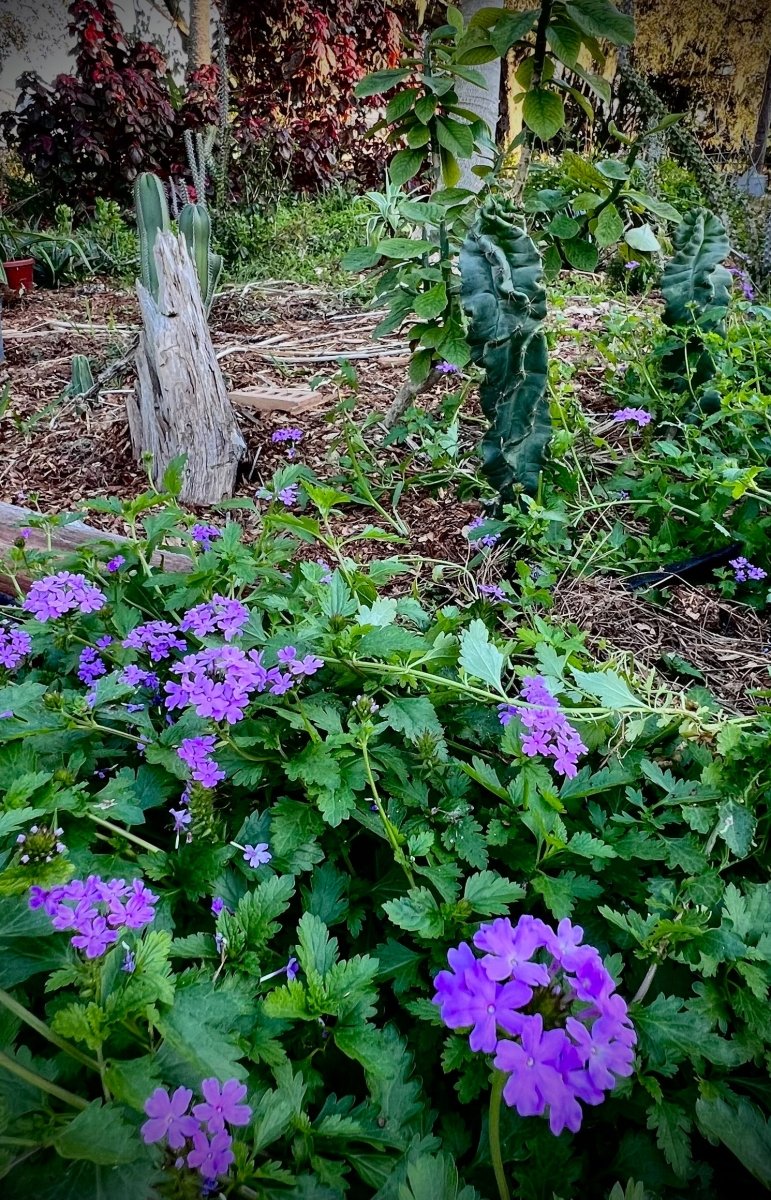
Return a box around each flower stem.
[0,989,99,1072]
[631,961,658,1005]
[489,1069,510,1200]
[86,814,161,854]
[0,1049,87,1109]
[360,738,416,887]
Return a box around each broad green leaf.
[571,667,644,710]
[389,148,427,188]
[386,88,420,123]
[378,236,434,260]
[435,117,474,160]
[596,158,629,181]
[696,1096,771,1187]
[716,800,756,857]
[547,213,580,239]
[355,69,411,98]
[414,282,448,320]
[490,9,539,55]
[625,223,661,252]
[594,202,624,246]
[381,696,443,740]
[522,88,565,141]
[55,1100,139,1165]
[342,245,382,272]
[562,237,599,272]
[564,0,634,44]
[458,618,504,689]
[546,23,583,66]
[625,189,682,223]
[384,888,444,938]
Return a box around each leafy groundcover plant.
[0,478,768,1199]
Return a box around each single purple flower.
[19,527,32,540]
[286,956,299,982]
[193,1078,252,1133]
[436,360,460,374]
[191,524,221,551]
[243,843,271,868]
[106,555,125,572]
[612,407,652,428]
[121,947,136,973]
[142,1086,200,1149]
[187,1128,235,1178]
[479,584,507,603]
[467,514,500,548]
[170,807,192,834]
[211,896,226,916]
[624,260,640,270]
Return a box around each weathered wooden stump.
[126,231,245,505]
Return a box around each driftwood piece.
[0,502,191,595]
[126,231,245,505]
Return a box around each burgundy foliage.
[223,0,404,191]
[1,0,218,207]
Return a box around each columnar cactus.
[178,203,223,318]
[134,172,171,305]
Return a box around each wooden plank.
[0,502,192,595]
[229,386,328,414]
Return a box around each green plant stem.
[86,814,161,854]
[0,1049,88,1109]
[360,737,416,887]
[631,961,659,1005]
[489,1069,510,1200]
[0,990,99,1073]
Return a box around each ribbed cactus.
[134,172,170,304]
[68,354,94,396]
[460,195,550,500]
[134,170,221,317]
[178,202,223,317]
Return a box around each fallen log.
[0,502,192,595]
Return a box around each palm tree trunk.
[453,0,504,191]
[188,0,211,70]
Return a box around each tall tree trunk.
[188,0,211,70]
[752,48,771,171]
[453,0,504,192]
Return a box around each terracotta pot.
[3,258,34,293]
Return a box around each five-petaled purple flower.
[612,407,652,428]
[193,1078,252,1133]
[178,735,226,788]
[243,843,272,868]
[106,555,125,573]
[467,515,500,549]
[181,595,250,643]
[479,583,507,603]
[433,915,636,1136]
[142,1086,200,1149]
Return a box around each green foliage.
[460,195,550,498]
[0,456,769,1196]
[662,208,732,330]
[134,170,222,315]
[66,355,94,398]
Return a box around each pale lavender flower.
[121,947,136,973]
[625,260,640,270]
[177,735,226,788]
[123,621,186,662]
[187,1129,235,1178]
[479,584,507,603]
[181,595,250,642]
[211,896,226,916]
[243,843,271,868]
[315,558,333,583]
[19,527,32,540]
[170,807,192,834]
[286,956,299,982]
[612,407,652,428]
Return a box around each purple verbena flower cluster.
[24,572,106,621]
[78,645,108,685]
[276,645,324,678]
[142,1079,251,1188]
[729,556,767,583]
[436,360,460,374]
[123,621,186,662]
[191,524,222,550]
[272,428,303,458]
[29,876,158,958]
[433,915,636,1135]
[177,734,226,788]
[468,515,501,549]
[499,675,587,779]
[181,595,250,642]
[728,266,755,301]
[165,644,321,724]
[106,555,125,573]
[121,664,161,691]
[0,622,32,670]
[612,407,652,428]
